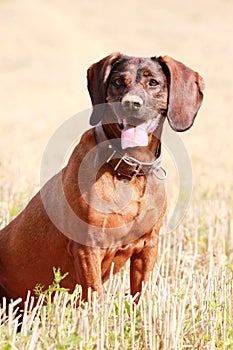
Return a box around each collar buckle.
[131,164,143,177]
[95,125,167,180]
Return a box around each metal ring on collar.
[153,165,167,180]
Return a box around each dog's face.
[105,57,168,148]
[87,53,204,142]
[106,57,168,123]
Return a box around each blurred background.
[0,0,232,200]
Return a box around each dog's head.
[87,53,204,148]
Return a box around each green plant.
[34,267,70,304]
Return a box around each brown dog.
[0,53,204,305]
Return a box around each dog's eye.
[113,78,123,88]
[149,79,159,87]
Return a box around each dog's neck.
[100,108,163,163]
[94,109,165,180]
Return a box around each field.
[0,0,233,348]
[0,195,232,348]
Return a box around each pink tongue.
[121,125,148,149]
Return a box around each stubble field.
[0,0,233,348]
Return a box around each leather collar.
[94,125,166,180]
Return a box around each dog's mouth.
[117,117,161,149]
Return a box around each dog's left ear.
[158,56,205,131]
[87,52,122,126]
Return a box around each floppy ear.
[87,52,122,126]
[158,56,204,131]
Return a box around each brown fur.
[0,53,204,306]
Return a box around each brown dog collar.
[94,125,166,180]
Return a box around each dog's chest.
[78,171,166,247]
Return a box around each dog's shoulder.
[79,127,96,148]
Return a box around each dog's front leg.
[68,242,103,301]
[130,238,158,302]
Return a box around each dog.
[0,53,204,306]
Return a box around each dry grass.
[0,189,232,349]
[0,0,233,348]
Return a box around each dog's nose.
[121,95,143,111]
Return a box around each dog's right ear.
[87,52,122,126]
